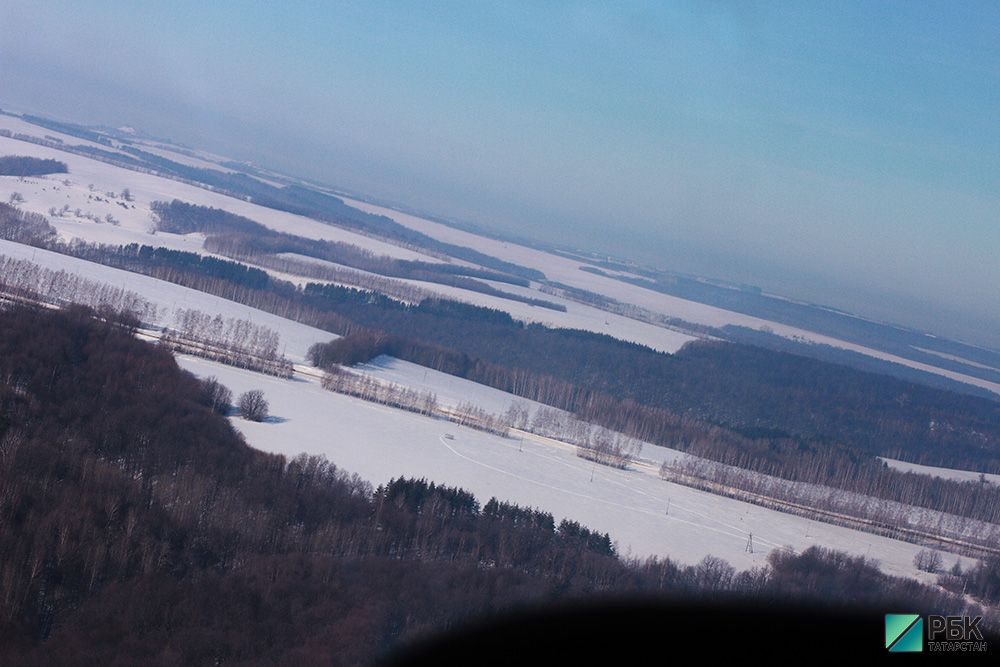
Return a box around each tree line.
[6,198,1000,530]
[309,330,1000,527]
[70,242,271,291]
[162,308,293,377]
[660,456,1000,558]
[0,155,68,176]
[10,111,548,283]
[0,253,158,324]
[153,199,559,307]
[0,201,57,245]
[0,303,996,664]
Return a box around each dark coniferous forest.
[0,304,997,664]
[1,140,999,659]
[0,155,68,177]
[4,197,1000,532]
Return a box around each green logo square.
[886,614,923,652]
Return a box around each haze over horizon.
[2,2,998,349]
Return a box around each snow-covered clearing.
[176,354,963,582]
[352,355,553,416]
[0,128,690,353]
[342,197,1000,396]
[0,121,443,264]
[8,119,997,388]
[0,239,335,362]
[1,115,994,584]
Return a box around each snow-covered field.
[0,239,335,362]
[342,196,1000,396]
[352,354,555,417]
[0,114,994,587]
[4,116,999,392]
[176,353,963,582]
[0,128,698,353]
[0,121,444,264]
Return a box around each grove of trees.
[0,303,996,664]
[0,155,68,176]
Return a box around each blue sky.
[2,2,999,347]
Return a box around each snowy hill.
[1,110,997,585]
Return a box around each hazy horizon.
[2,2,999,349]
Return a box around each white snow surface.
[352,354,557,417]
[0,122,443,264]
[341,197,1000,396]
[0,126,694,353]
[0,239,335,362]
[0,117,986,588]
[6,119,999,389]
[176,354,964,582]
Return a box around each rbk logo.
[885,614,923,652]
[886,613,987,652]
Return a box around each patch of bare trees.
[914,549,944,573]
[0,202,56,245]
[161,308,292,377]
[449,402,509,437]
[660,456,1000,559]
[0,254,157,324]
[321,364,438,418]
[527,406,641,469]
[320,365,515,436]
[201,377,233,415]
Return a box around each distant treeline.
[722,324,1000,401]
[0,155,68,177]
[549,273,1000,397]
[153,199,565,310]
[305,300,1000,476]
[5,199,1000,519]
[581,262,1000,382]
[72,242,271,291]
[12,110,1000,376]
[17,114,116,145]
[235,185,548,282]
[9,113,546,280]
[299,286,1000,472]
[308,331,1000,527]
[0,303,994,663]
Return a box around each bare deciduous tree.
[238,390,269,422]
[914,549,943,573]
[202,377,233,415]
